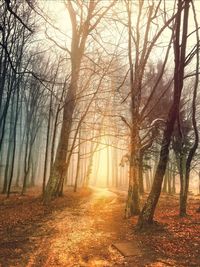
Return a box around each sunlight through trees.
[0,0,200,265]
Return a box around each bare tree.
[137,0,191,229]
[44,0,115,202]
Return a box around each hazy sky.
[39,0,198,60]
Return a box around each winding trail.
[25,188,127,266]
[1,187,152,266]
[2,187,199,266]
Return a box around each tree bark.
[137,0,190,229]
[138,152,144,194]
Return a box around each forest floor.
[0,187,200,267]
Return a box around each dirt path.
[1,188,200,266]
[25,188,128,267]
[1,188,153,267]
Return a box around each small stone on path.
[112,241,141,257]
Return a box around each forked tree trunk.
[137,0,190,229]
[43,1,115,203]
[180,1,199,216]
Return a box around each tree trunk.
[74,132,81,192]
[138,152,144,194]
[43,90,53,194]
[125,129,140,217]
[180,0,199,216]
[167,166,172,195]
[172,163,176,194]
[2,93,15,194]
[137,0,190,228]
[162,174,168,193]
[146,170,151,192]
[7,83,20,197]
[178,153,186,216]
[21,134,32,195]
[199,171,200,195]
[44,84,76,202]
[43,1,115,202]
